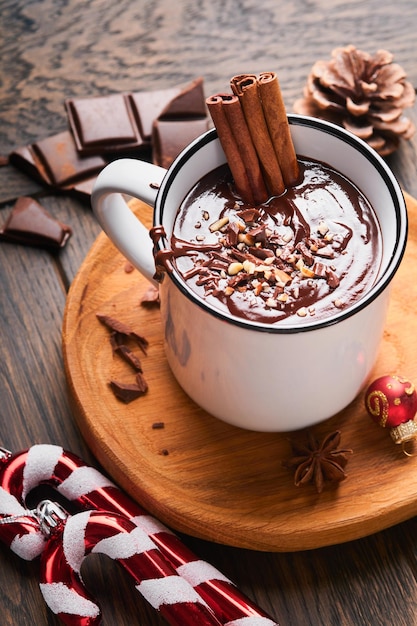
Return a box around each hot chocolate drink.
[168,158,382,325]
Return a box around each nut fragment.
[300,265,315,278]
[209,216,229,232]
[317,221,330,236]
[266,297,278,308]
[243,259,256,274]
[228,262,244,275]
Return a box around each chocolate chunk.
[109,380,147,403]
[129,86,184,141]
[140,284,160,306]
[158,77,207,120]
[10,131,106,188]
[114,344,143,372]
[9,145,50,185]
[96,314,149,353]
[66,93,145,154]
[65,78,210,162]
[0,196,72,250]
[152,118,211,169]
[32,131,106,186]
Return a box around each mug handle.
[91,158,167,284]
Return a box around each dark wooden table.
[1,1,417,624]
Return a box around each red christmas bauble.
[365,375,417,428]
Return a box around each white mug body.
[92,115,407,432]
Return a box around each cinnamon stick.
[257,71,299,187]
[206,93,268,205]
[231,74,285,196]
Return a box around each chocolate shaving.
[114,344,143,372]
[98,313,151,403]
[109,380,147,403]
[135,372,149,393]
[140,284,160,307]
[96,314,149,353]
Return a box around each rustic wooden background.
[1,0,417,624]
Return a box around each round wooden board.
[63,192,417,552]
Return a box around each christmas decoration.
[0,445,278,626]
[293,45,415,156]
[40,509,222,626]
[365,375,417,448]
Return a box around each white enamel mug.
[91,115,407,432]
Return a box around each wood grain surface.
[1,0,417,624]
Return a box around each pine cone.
[294,45,415,156]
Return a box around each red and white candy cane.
[0,450,222,626]
[0,444,279,626]
[40,509,222,626]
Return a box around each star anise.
[284,430,352,493]
[293,45,415,156]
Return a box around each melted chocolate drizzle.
[156,158,382,324]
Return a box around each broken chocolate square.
[109,380,147,403]
[10,131,106,189]
[32,130,106,186]
[158,77,207,120]
[9,145,50,185]
[0,196,72,250]
[129,85,184,141]
[152,118,210,169]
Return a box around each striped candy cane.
[0,444,278,625]
[39,509,222,626]
[0,455,222,625]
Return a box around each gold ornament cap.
[389,419,417,444]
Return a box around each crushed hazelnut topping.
[228,262,244,275]
[209,216,229,232]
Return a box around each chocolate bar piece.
[0,196,72,250]
[9,145,50,185]
[69,176,98,202]
[152,118,211,169]
[65,78,209,159]
[128,85,184,141]
[158,77,207,120]
[151,77,211,168]
[66,93,145,154]
[32,131,106,186]
[10,131,106,189]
